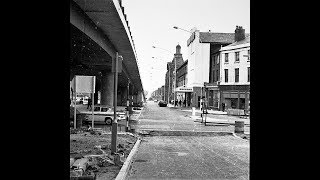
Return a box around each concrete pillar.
[101,71,114,106]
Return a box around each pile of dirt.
[70,131,137,179]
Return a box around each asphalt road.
[132,101,249,133]
[126,101,250,180]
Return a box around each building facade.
[176,60,192,106]
[165,44,184,104]
[185,26,250,109]
[219,27,250,111]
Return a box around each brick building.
[164,44,184,103]
[185,26,250,108]
[218,27,250,111]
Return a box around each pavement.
[126,135,249,180]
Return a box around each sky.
[122,0,250,98]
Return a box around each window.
[213,56,216,66]
[235,68,239,82]
[94,107,100,111]
[217,55,220,65]
[248,67,250,82]
[224,69,228,82]
[216,70,219,81]
[248,50,250,61]
[101,107,108,112]
[213,70,216,82]
[235,52,240,62]
[225,53,229,63]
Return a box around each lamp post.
[173,26,204,109]
[152,47,176,106]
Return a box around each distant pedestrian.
[175,100,178,107]
[87,97,92,110]
[179,100,182,107]
[222,102,225,112]
[183,99,186,107]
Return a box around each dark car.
[158,100,167,107]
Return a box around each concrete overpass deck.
[70,0,144,105]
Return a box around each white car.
[82,105,127,125]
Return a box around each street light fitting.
[173,26,192,34]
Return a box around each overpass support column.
[101,70,114,106]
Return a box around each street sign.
[72,75,96,129]
[74,76,96,93]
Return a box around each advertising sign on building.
[175,87,193,92]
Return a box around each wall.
[187,31,210,88]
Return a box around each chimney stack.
[235,26,245,42]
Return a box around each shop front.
[204,82,220,110]
[175,86,193,107]
[219,85,250,111]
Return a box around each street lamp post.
[152,46,176,106]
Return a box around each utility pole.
[173,57,177,107]
[111,52,119,154]
[126,80,130,132]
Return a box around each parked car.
[81,105,127,125]
[70,107,89,127]
[158,100,167,107]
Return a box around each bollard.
[192,107,196,116]
[234,121,244,133]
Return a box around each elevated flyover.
[70,0,144,105]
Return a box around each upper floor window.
[217,55,220,65]
[235,52,240,63]
[216,69,219,81]
[224,69,228,82]
[235,68,239,82]
[225,53,229,63]
[248,67,250,82]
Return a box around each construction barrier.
[227,109,245,116]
